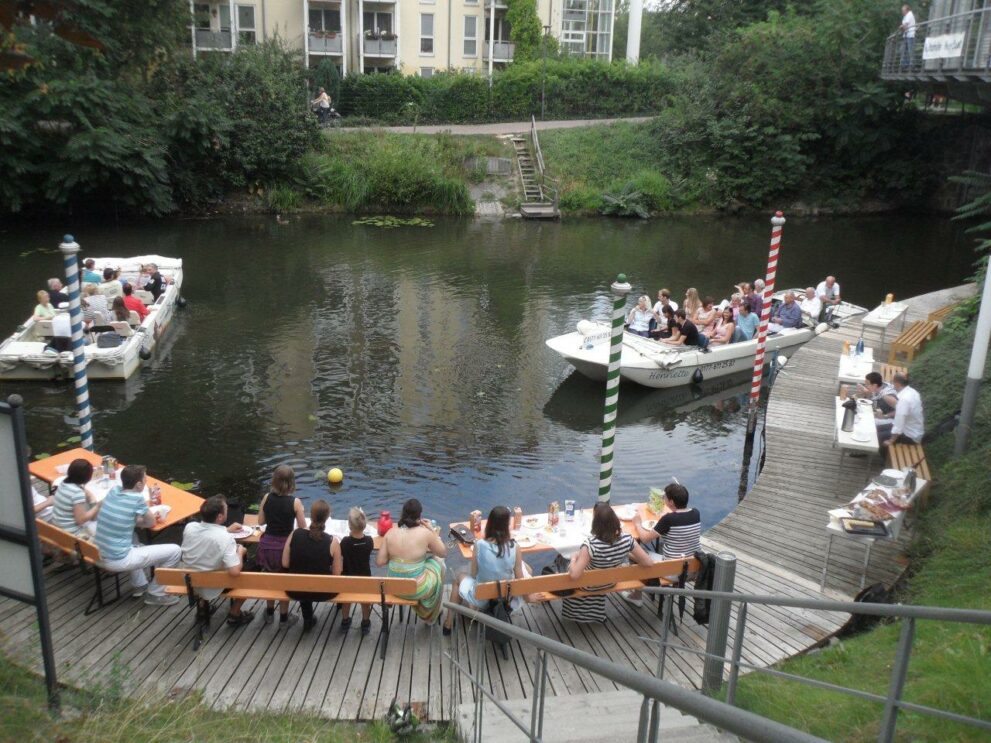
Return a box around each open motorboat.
[545,289,867,389]
[0,255,183,381]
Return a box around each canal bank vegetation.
[0,652,451,742]
[728,251,991,737]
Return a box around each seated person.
[282,499,343,632]
[768,291,803,331]
[708,307,736,345]
[625,483,702,604]
[99,267,123,300]
[695,297,718,336]
[729,293,743,320]
[122,284,149,321]
[82,259,102,284]
[662,309,704,348]
[339,507,375,635]
[881,373,924,446]
[33,290,55,321]
[649,305,676,340]
[93,464,181,606]
[52,458,101,537]
[733,301,759,342]
[181,495,254,627]
[626,295,654,338]
[652,288,678,319]
[857,371,899,438]
[377,498,447,624]
[816,275,841,310]
[47,278,69,308]
[799,287,821,323]
[144,263,167,301]
[110,296,133,325]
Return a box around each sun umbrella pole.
[60,235,94,451]
[747,212,786,433]
[598,273,632,503]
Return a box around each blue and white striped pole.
[59,235,93,451]
[598,273,632,502]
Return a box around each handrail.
[443,600,826,743]
[881,6,991,79]
[641,586,991,624]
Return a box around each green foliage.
[339,59,674,123]
[601,183,651,218]
[506,0,543,61]
[353,216,435,228]
[265,184,303,213]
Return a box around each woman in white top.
[34,290,56,321]
[708,307,736,345]
[627,295,654,337]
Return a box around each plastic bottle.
[843,340,851,356]
[377,510,393,537]
[856,338,865,357]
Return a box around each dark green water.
[0,214,974,529]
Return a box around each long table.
[449,502,661,560]
[237,514,382,549]
[29,447,203,533]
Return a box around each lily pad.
[246,503,260,514]
[34,453,50,460]
[66,435,82,444]
[170,481,196,491]
[352,216,434,229]
[307,414,317,422]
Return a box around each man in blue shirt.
[94,464,181,606]
[769,291,803,332]
[82,258,102,284]
[734,301,760,342]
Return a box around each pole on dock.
[701,552,737,696]
[747,212,786,434]
[954,266,991,455]
[598,273,632,503]
[59,235,94,451]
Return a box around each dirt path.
[333,115,654,135]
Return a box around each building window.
[421,67,434,78]
[309,7,342,32]
[420,13,434,54]
[484,16,510,43]
[236,5,256,44]
[463,15,477,57]
[193,3,211,30]
[363,10,393,34]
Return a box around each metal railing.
[641,585,991,743]
[483,41,515,61]
[529,115,559,208]
[881,6,991,80]
[363,36,397,56]
[194,29,233,51]
[308,32,343,54]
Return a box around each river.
[0,213,974,530]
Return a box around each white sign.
[923,33,965,60]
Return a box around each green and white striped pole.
[598,273,632,502]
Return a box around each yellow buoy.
[327,467,344,484]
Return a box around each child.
[339,507,374,635]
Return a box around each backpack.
[837,583,891,637]
[482,581,514,656]
[691,551,715,626]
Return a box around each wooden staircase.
[513,117,560,219]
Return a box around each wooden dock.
[0,286,971,723]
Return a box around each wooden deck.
[0,286,972,723]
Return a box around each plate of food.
[536,532,550,544]
[149,504,172,522]
[516,534,537,549]
[616,504,636,521]
[524,516,542,529]
[229,525,255,540]
[643,519,657,530]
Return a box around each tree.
[311,58,342,105]
[506,0,543,61]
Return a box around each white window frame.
[421,66,434,77]
[463,15,478,57]
[236,4,256,44]
[363,10,393,34]
[309,7,342,33]
[420,13,434,55]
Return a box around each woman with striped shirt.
[561,503,653,624]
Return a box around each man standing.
[46,279,69,308]
[900,4,916,67]
[816,276,841,310]
[882,372,925,446]
[93,465,181,606]
[180,495,254,627]
[122,284,149,321]
[769,291,803,331]
[800,287,822,323]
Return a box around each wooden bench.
[880,363,906,383]
[927,304,958,325]
[887,320,939,364]
[887,443,931,483]
[35,520,121,615]
[155,569,418,655]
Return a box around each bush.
[309,58,342,104]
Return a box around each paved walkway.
[334,116,654,135]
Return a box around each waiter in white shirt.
[882,372,925,446]
[900,4,916,67]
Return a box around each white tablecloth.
[862,302,908,330]
[837,347,874,385]
[834,397,879,453]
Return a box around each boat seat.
[110,321,134,337]
[134,290,154,305]
[34,319,54,337]
[128,310,141,325]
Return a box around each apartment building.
[189,0,614,75]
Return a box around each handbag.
[449,524,475,547]
[482,581,513,647]
[96,332,123,348]
[540,554,576,597]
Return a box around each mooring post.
[598,273,632,502]
[59,235,93,451]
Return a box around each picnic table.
[237,513,382,549]
[29,447,203,533]
[861,301,909,348]
[449,502,659,560]
[837,346,874,387]
[820,472,928,589]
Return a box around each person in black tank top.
[258,465,306,625]
[339,507,375,634]
[281,499,342,631]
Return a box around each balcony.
[363,36,397,57]
[483,41,514,62]
[194,29,233,51]
[881,7,991,85]
[309,32,343,54]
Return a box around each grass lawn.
[0,652,453,742]
[727,315,991,742]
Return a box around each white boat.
[0,255,184,381]
[546,289,867,389]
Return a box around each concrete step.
[456,690,738,742]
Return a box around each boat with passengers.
[546,289,867,389]
[0,255,183,381]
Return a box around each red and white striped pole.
[748,211,785,430]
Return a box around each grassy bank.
[0,653,450,742]
[268,132,509,216]
[727,315,991,741]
